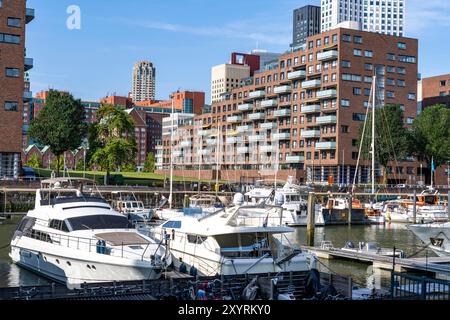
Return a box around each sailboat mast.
[215,126,220,196]
[169,96,174,209]
[371,75,376,195]
[198,121,202,194]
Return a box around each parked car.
[20,167,37,181]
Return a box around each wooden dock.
[302,245,450,280]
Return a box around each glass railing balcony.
[248,135,266,142]
[286,155,305,163]
[260,145,277,153]
[198,129,211,136]
[316,115,337,125]
[238,103,253,111]
[317,89,337,99]
[200,149,210,155]
[26,8,35,23]
[226,137,242,144]
[273,109,291,117]
[317,50,339,61]
[249,90,266,99]
[302,79,322,89]
[172,151,183,157]
[24,58,34,71]
[227,116,242,123]
[180,141,192,148]
[316,141,337,150]
[301,130,321,138]
[237,125,252,132]
[273,132,291,140]
[287,70,306,80]
[274,85,292,94]
[260,99,278,108]
[206,139,217,146]
[260,122,277,129]
[301,105,321,113]
[249,113,265,120]
[237,147,249,154]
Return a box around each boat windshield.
[67,215,131,231]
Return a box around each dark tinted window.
[162,220,182,229]
[67,215,130,231]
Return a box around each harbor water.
[0,216,434,290]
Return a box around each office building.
[292,5,321,48]
[132,61,156,102]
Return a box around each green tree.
[26,153,41,168]
[357,104,410,176]
[410,104,450,168]
[29,90,86,177]
[143,152,156,173]
[75,160,85,171]
[91,104,137,183]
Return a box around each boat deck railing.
[21,228,161,261]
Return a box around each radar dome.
[233,193,245,205]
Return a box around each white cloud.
[406,0,450,34]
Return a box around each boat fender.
[179,258,187,273]
[189,265,198,277]
[305,269,321,298]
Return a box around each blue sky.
[27,0,450,102]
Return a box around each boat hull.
[321,208,369,225]
[407,224,450,257]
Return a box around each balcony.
[249,90,265,99]
[249,113,265,121]
[317,50,339,61]
[248,135,266,142]
[260,122,277,130]
[301,105,321,113]
[237,147,249,154]
[260,145,277,153]
[206,138,217,146]
[260,99,278,108]
[198,129,211,136]
[26,8,35,24]
[274,85,292,94]
[287,70,306,80]
[172,151,183,157]
[273,109,291,117]
[302,79,322,89]
[316,141,337,150]
[23,91,32,102]
[301,130,321,138]
[273,132,291,140]
[200,149,210,155]
[227,115,242,123]
[226,137,242,144]
[24,58,34,71]
[180,140,192,148]
[317,89,337,99]
[238,103,253,111]
[237,125,252,132]
[286,155,305,163]
[316,115,337,125]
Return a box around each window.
[341,99,350,107]
[408,93,416,100]
[7,18,21,28]
[387,66,396,73]
[440,80,446,87]
[386,91,395,98]
[399,55,416,63]
[353,87,361,95]
[342,74,362,82]
[67,215,131,231]
[162,220,182,229]
[341,125,349,133]
[364,88,371,96]
[352,152,358,160]
[343,34,351,42]
[332,34,338,43]
[342,60,351,68]
[387,78,395,86]
[364,50,373,58]
[406,117,414,124]
[397,79,405,87]
[354,36,362,44]
[397,67,406,75]
[352,113,366,121]
[353,49,362,56]
[4,101,18,111]
[5,68,20,77]
[0,33,21,44]
[398,42,406,50]
[365,63,373,71]
[364,76,372,83]
[387,53,396,61]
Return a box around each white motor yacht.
[111,191,154,223]
[144,205,317,276]
[408,222,450,257]
[10,178,171,288]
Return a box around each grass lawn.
[33,168,225,185]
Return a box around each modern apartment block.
[420,74,450,110]
[0,0,34,179]
[292,5,321,49]
[321,0,404,37]
[157,28,419,185]
[132,61,156,102]
[211,63,250,104]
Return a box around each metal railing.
[391,272,450,300]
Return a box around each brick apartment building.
[156,28,427,185]
[420,74,450,110]
[0,0,34,179]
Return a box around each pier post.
[183,194,189,208]
[307,192,315,247]
[348,193,352,226]
[413,189,417,224]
